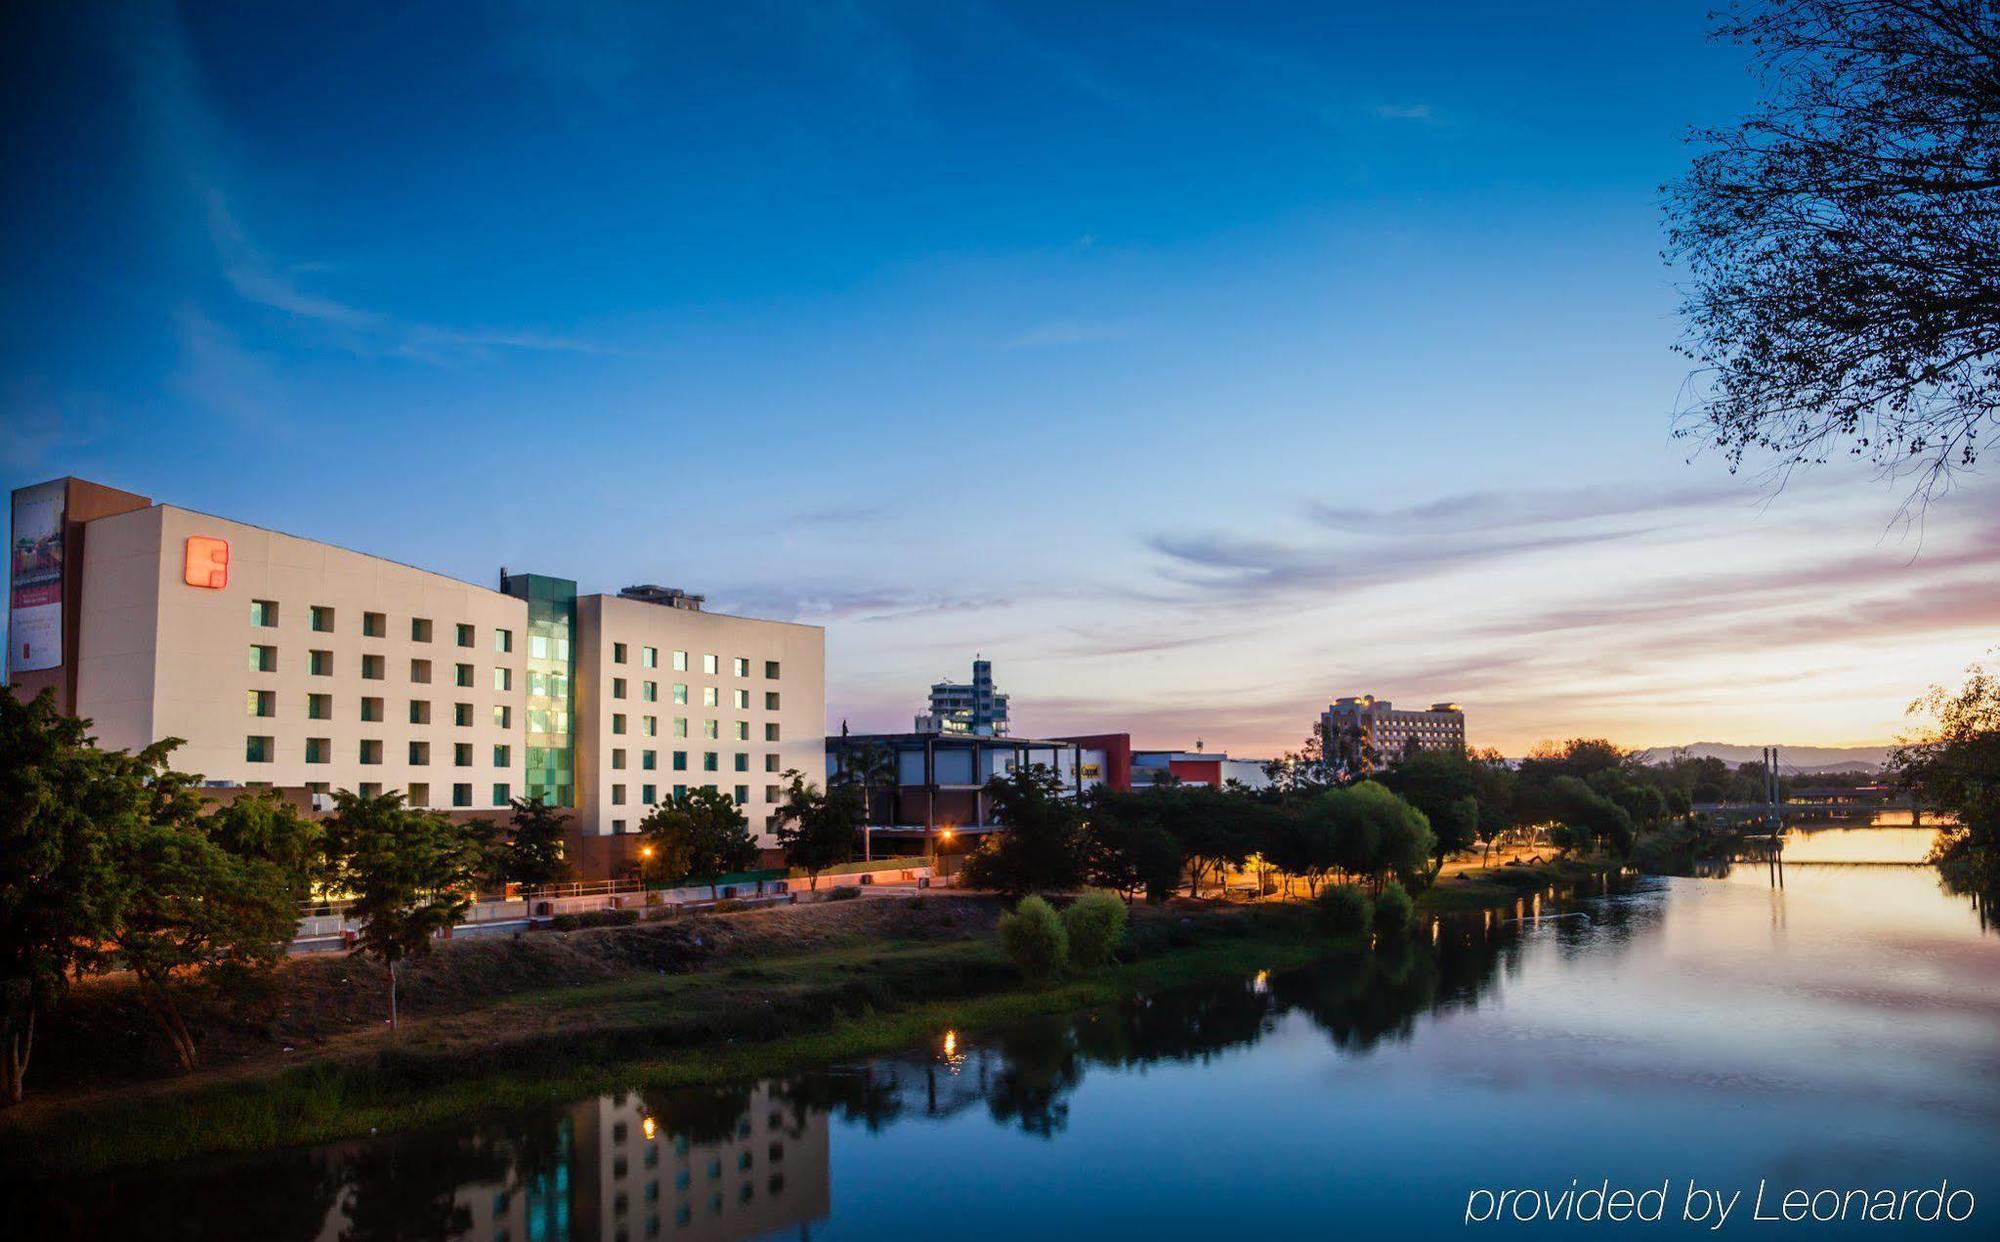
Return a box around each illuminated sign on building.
[8,480,67,674]
[183,536,230,589]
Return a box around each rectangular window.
[765,785,781,803]
[765,753,779,772]
[409,700,431,725]
[361,653,385,680]
[455,663,473,687]
[359,782,382,798]
[733,785,749,806]
[494,628,512,654]
[642,750,657,770]
[642,784,657,805]
[307,693,331,720]
[613,642,628,663]
[611,784,626,806]
[611,819,627,834]
[492,783,510,807]
[764,660,780,679]
[250,599,277,627]
[642,716,657,737]
[408,741,430,766]
[493,667,511,692]
[361,696,383,722]
[733,753,749,772]
[642,681,657,702]
[733,657,749,677]
[702,654,718,675]
[306,737,330,764]
[672,683,688,705]
[702,687,719,708]
[673,650,688,671]
[455,742,473,767]
[363,611,386,638]
[703,752,719,772]
[408,783,429,808]
[703,720,719,739]
[674,718,689,738]
[457,623,475,648]
[412,617,433,642]
[247,689,275,717]
[642,646,658,668]
[310,605,334,633]
[764,722,781,742]
[731,689,748,710]
[360,739,383,765]
[612,748,627,770]
[309,649,332,676]
[245,735,274,763]
[494,744,511,767]
[446,702,468,727]
[612,677,627,699]
[764,692,780,711]
[734,721,750,741]
[411,659,432,684]
[493,705,512,729]
[453,783,472,808]
[672,751,688,771]
[250,644,277,673]
[672,784,687,800]
[612,713,627,735]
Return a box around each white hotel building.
[5,477,824,878]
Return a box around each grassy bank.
[1415,858,1623,914]
[1,899,1335,1177]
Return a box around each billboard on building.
[9,480,66,674]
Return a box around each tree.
[113,789,321,1071]
[496,797,572,890]
[328,791,480,1030]
[1548,777,1636,857]
[1060,891,1128,971]
[1153,787,1253,900]
[0,691,139,1104]
[1081,790,1183,903]
[1264,731,1339,797]
[639,786,759,899]
[1265,804,1339,897]
[832,738,898,862]
[1666,0,2000,507]
[997,896,1068,982]
[960,764,1087,898]
[769,771,859,891]
[1890,655,2000,903]
[1378,748,1483,877]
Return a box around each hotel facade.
[5,477,824,876]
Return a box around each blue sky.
[5,1,1996,754]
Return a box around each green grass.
[1416,860,1616,914]
[2,910,1342,1177]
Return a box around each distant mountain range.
[1634,742,1891,774]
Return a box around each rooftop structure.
[915,656,1010,736]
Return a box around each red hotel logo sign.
[184,536,229,589]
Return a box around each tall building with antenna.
[916,656,1010,736]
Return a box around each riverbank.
[0,895,1347,1176]
[1417,857,1623,913]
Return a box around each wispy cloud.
[1309,481,1743,535]
[0,380,108,468]
[721,586,1012,626]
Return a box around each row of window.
[251,600,513,649]
[247,735,515,768]
[248,644,515,690]
[611,749,780,774]
[610,644,780,680]
[608,782,778,808]
[610,714,780,742]
[608,679,781,711]
[248,691,513,729]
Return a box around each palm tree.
[834,737,899,862]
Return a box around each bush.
[1314,884,1372,936]
[548,908,639,932]
[1373,881,1414,935]
[1060,891,1127,971]
[825,885,862,902]
[998,895,1069,982]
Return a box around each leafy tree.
[769,771,859,891]
[1314,884,1372,937]
[328,791,480,1030]
[832,737,898,861]
[1080,789,1182,903]
[1264,731,1340,796]
[1379,748,1483,876]
[639,786,759,899]
[961,764,1087,898]
[113,789,321,1071]
[1666,0,2000,506]
[997,895,1068,982]
[0,691,143,1104]
[497,797,572,890]
[1548,777,1636,857]
[1265,803,1339,896]
[1891,656,2000,906]
[1373,880,1415,935]
[1060,891,1128,971]
[1158,787,1255,900]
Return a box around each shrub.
[998,895,1069,982]
[826,885,862,902]
[1373,881,1414,935]
[549,908,639,932]
[1314,884,1372,937]
[1060,891,1127,971]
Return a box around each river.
[15,828,1999,1239]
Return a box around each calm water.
[15,829,2000,1240]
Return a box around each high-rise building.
[914,656,1009,736]
[4,477,824,875]
[1320,695,1465,771]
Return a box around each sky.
[4,1,1995,757]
